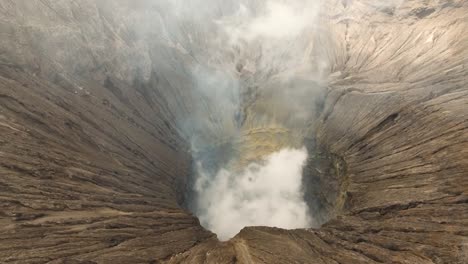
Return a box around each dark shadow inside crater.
[302,138,348,226]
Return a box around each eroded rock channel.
[0,0,467,263]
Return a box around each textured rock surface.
[0,0,467,263]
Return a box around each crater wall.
[0,0,466,263]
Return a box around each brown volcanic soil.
[0,0,467,263]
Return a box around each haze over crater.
[0,0,466,263]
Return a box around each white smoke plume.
[179,0,325,240]
[144,0,327,240]
[195,148,312,241]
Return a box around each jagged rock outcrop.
[0,0,467,263]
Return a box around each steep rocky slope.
[0,0,467,263]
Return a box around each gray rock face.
[0,0,467,263]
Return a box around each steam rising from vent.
[220,1,320,40]
[168,0,327,240]
[173,0,327,151]
[195,148,312,241]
